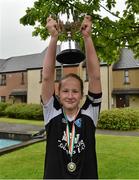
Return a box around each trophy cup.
[56,20,85,64]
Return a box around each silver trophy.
[56,19,85,64]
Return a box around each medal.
[63,109,80,173]
[67,162,76,172]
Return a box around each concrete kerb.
[0,122,46,155]
[96,129,139,137]
[0,137,46,155]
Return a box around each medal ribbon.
[63,109,79,157]
[66,122,75,157]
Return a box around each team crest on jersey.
[75,118,82,128]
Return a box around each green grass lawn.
[97,134,139,179]
[0,117,44,126]
[0,134,139,179]
[0,141,46,179]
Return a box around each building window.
[124,70,130,84]
[0,96,6,102]
[0,74,6,85]
[21,72,25,84]
[55,68,62,81]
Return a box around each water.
[0,139,22,149]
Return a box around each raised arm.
[81,15,102,94]
[41,17,59,104]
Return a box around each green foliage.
[20,0,139,63]
[97,108,139,130]
[5,103,43,120]
[0,102,11,116]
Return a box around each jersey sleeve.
[81,91,102,127]
[42,95,62,126]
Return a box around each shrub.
[0,102,11,116]
[5,103,43,120]
[97,108,139,130]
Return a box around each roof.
[0,51,45,73]
[0,59,5,68]
[113,48,139,70]
[0,45,80,73]
[0,53,44,73]
[0,46,64,73]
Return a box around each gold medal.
[67,162,76,172]
[63,109,79,173]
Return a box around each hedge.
[97,108,139,130]
[1,102,139,130]
[5,103,43,120]
[0,102,11,116]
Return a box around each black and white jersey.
[43,91,102,179]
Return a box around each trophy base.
[56,49,85,64]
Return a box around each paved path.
[96,129,139,137]
[0,122,44,134]
[0,122,139,137]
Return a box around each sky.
[0,0,48,59]
[0,0,126,59]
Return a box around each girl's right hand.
[46,16,60,37]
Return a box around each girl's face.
[59,77,83,112]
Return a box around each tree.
[20,0,139,64]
